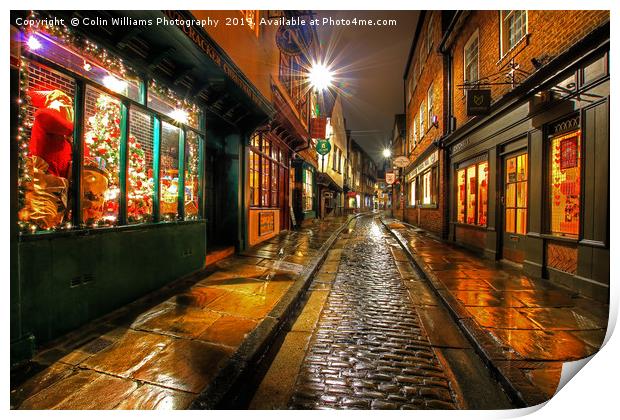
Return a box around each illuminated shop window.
[148,81,202,131]
[184,131,200,220]
[549,131,581,237]
[466,165,477,224]
[249,132,287,208]
[127,108,154,224]
[457,169,466,223]
[271,155,279,207]
[17,60,76,233]
[16,23,206,234]
[81,85,122,227]
[504,154,527,234]
[160,121,180,221]
[409,179,416,206]
[456,160,488,226]
[477,162,489,226]
[303,168,314,211]
[421,169,435,205]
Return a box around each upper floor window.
[419,102,425,138]
[501,11,528,55]
[464,30,479,84]
[411,117,417,152]
[407,76,413,104]
[279,52,310,126]
[427,15,434,55]
[427,84,434,125]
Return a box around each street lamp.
[382,148,392,158]
[308,62,333,91]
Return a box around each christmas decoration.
[18,156,70,229]
[184,135,200,219]
[127,135,154,223]
[18,88,74,231]
[83,92,153,225]
[27,89,74,178]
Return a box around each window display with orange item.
[504,153,528,234]
[549,130,581,237]
[456,159,488,226]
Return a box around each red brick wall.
[455,225,486,250]
[451,10,609,130]
[402,151,447,237]
[400,11,448,238]
[405,11,445,164]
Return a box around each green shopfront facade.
[10,11,273,364]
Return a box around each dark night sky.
[316,10,420,163]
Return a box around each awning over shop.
[316,172,343,193]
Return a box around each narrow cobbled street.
[250,214,513,409]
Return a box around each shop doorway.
[500,151,529,264]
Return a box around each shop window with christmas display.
[549,130,581,238]
[456,160,488,226]
[81,85,122,227]
[127,108,154,224]
[160,122,181,221]
[184,131,201,220]
[15,19,206,233]
[147,81,203,131]
[17,60,76,233]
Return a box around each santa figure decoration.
[18,89,74,230]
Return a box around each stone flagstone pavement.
[382,217,608,406]
[11,216,352,410]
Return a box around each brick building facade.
[441,10,609,301]
[395,10,610,302]
[401,11,453,237]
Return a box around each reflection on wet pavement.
[11,217,350,409]
[384,217,608,406]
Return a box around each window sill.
[18,219,206,242]
[538,233,579,244]
[451,222,488,231]
[497,33,531,66]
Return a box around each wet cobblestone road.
[289,215,458,409]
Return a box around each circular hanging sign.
[316,139,331,155]
[393,155,410,168]
[276,25,313,56]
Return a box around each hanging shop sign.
[386,171,396,185]
[310,117,327,139]
[406,150,438,182]
[316,139,331,155]
[466,89,491,116]
[393,155,410,168]
[276,24,313,56]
